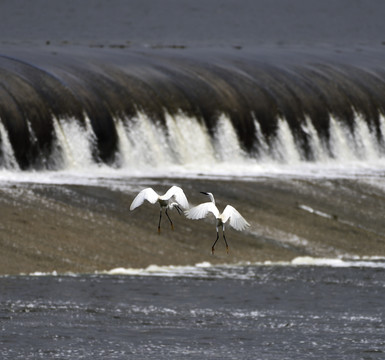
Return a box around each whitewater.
[1,111,385,185]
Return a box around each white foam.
[104,262,213,277]
[100,256,385,279]
[1,256,378,278]
[28,271,59,276]
[290,256,385,268]
[1,111,385,184]
[297,204,334,219]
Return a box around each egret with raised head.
[185,192,250,254]
[130,186,189,234]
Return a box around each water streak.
[0,121,19,170]
[53,117,97,169]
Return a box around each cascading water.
[1,47,385,179]
[2,110,384,178]
[270,118,302,164]
[52,117,97,170]
[0,121,19,170]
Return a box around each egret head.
[200,191,215,204]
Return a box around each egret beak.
[200,192,209,196]
[175,205,183,215]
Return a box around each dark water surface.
[1,0,385,47]
[1,265,384,359]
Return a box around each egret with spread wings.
[130,186,189,234]
[185,192,250,254]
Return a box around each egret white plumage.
[130,186,189,233]
[185,192,250,254]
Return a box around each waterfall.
[301,117,329,162]
[52,117,97,169]
[271,118,302,163]
[352,114,381,161]
[1,110,385,176]
[328,116,357,162]
[117,112,172,169]
[1,46,385,176]
[213,114,246,163]
[0,121,19,170]
[165,112,216,165]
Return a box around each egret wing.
[185,202,219,220]
[130,188,159,210]
[162,186,189,209]
[222,205,250,231]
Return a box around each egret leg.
[211,228,220,254]
[158,209,162,234]
[165,209,174,230]
[174,205,182,215]
[223,228,229,254]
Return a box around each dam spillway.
[0,46,385,175]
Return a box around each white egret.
[130,186,189,234]
[185,192,250,254]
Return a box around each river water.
[1,261,384,359]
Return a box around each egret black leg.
[174,205,182,215]
[165,209,174,230]
[211,229,219,254]
[158,209,162,234]
[223,231,229,254]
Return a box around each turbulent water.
[1,1,385,180]
[1,47,385,180]
[1,260,385,360]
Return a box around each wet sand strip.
[0,177,384,275]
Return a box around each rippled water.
[1,264,384,359]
